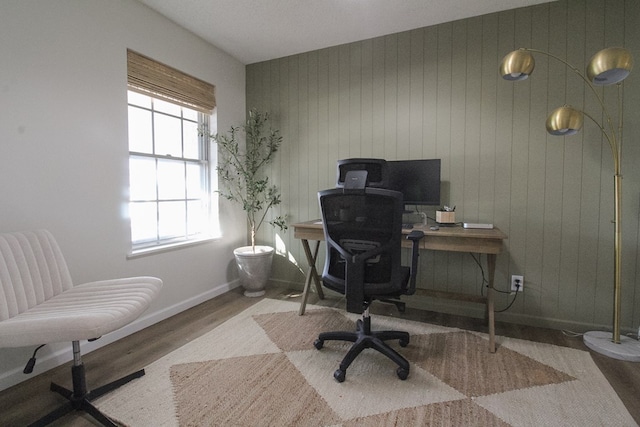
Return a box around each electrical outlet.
[511,275,524,292]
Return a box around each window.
[126,50,217,251]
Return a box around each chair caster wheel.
[397,367,409,380]
[334,369,346,382]
[314,339,324,350]
[399,338,409,347]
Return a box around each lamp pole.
[612,81,623,343]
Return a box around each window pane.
[183,108,198,121]
[159,201,185,238]
[129,157,157,200]
[186,162,204,199]
[187,200,207,235]
[154,113,182,157]
[130,202,157,243]
[128,91,151,108]
[128,107,153,153]
[154,98,181,116]
[157,159,185,200]
[183,120,200,159]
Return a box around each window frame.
[126,54,218,254]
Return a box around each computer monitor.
[336,158,389,188]
[387,159,441,206]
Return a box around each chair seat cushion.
[0,277,162,348]
[323,266,411,298]
[364,265,411,297]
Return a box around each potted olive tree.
[211,109,287,296]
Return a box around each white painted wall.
[0,0,246,390]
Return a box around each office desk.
[293,220,508,352]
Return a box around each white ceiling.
[137,0,553,64]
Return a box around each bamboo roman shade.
[127,49,215,114]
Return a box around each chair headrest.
[342,170,368,192]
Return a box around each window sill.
[127,236,219,259]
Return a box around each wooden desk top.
[293,220,508,254]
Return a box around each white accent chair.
[0,230,163,426]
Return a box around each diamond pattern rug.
[95,299,637,426]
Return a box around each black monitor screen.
[387,159,441,206]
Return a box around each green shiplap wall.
[246,0,640,333]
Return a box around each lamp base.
[583,331,640,362]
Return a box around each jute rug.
[95,299,636,426]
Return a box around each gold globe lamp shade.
[587,47,633,86]
[545,106,584,136]
[500,49,535,81]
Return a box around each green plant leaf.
[208,108,287,248]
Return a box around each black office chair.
[314,182,424,382]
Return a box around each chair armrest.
[406,230,425,242]
[405,230,425,295]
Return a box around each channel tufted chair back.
[0,230,73,322]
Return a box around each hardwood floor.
[1,285,639,426]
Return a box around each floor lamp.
[499,47,639,361]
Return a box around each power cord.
[470,253,488,294]
[470,253,510,296]
[495,282,520,312]
[562,330,583,338]
[469,252,519,312]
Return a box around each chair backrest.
[0,230,73,321]
[318,187,404,313]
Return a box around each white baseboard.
[0,280,240,392]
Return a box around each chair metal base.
[314,312,410,382]
[28,342,145,427]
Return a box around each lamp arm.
[580,110,620,172]
[524,48,619,146]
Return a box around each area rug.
[95,298,637,426]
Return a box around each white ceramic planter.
[233,245,274,297]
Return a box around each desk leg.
[487,254,497,353]
[299,239,324,315]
